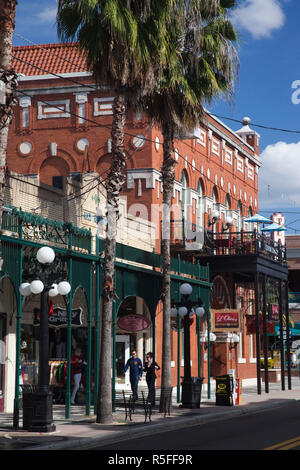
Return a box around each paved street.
[97,401,300,451]
[0,378,299,451]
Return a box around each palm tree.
[0,0,18,269]
[140,0,239,409]
[57,0,172,424]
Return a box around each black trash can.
[181,377,203,409]
[22,385,56,432]
[215,374,234,406]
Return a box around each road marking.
[264,436,300,450]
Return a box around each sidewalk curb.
[25,399,299,451]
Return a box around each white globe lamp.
[232,333,240,343]
[19,282,31,297]
[195,306,205,317]
[49,283,59,297]
[37,246,55,264]
[210,332,216,342]
[178,306,188,317]
[189,308,195,317]
[30,280,44,294]
[57,281,71,296]
[180,283,193,296]
[170,307,178,317]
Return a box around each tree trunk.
[159,121,175,411]
[0,1,18,269]
[97,94,126,424]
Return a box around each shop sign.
[34,307,83,328]
[211,309,240,332]
[117,314,150,332]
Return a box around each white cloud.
[231,0,285,39]
[259,140,300,209]
[35,6,57,24]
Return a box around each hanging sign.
[245,315,275,335]
[268,304,279,321]
[211,309,240,332]
[34,307,83,328]
[117,314,150,332]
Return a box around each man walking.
[124,350,143,401]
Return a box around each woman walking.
[144,352,160,405]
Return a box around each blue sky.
[13,0,300,233]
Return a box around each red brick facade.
[8,43,262,387]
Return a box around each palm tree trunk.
[97,94,126,424]
[0,1,18,269]
[159,120,175,411]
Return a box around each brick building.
[0,43,289,413]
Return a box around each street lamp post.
[19,246,71,432]
[171,283,206,408]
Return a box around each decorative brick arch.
[197,177,206,196]
[212,185,219,203]
[39,156,70,186]
[28,148,78,176]
[225,193,232,209]
[95,150,133,176]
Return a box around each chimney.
[236,117,260,155]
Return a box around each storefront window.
[20,288,92,405]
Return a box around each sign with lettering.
[211,309,240,332]
[34,307,83,328]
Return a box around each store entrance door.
[0,315,6,412]
[115,335,130,390]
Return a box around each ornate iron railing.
[169,219,287,264]
[2,207,92,253]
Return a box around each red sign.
[117,314,150,332]
[211,309,240,332]
[269,304,279,321]
[246,315,275,335]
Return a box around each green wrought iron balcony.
[1,206,92,253]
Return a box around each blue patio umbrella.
[262,223,287,232]
[244,213,272,224]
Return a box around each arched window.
[237,201,243,232]
[211,187,219,232]
[247,208,253,233]
[181,171,188,220]
[224,194,232,236]
[225,194,231,212]
[197,179,204,229]
[40,156,70,189]
[212,187,218,210]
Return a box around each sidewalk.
[0,378,300,450]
